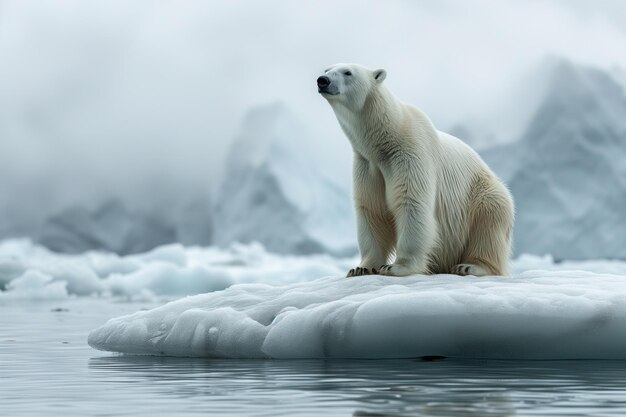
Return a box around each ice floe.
[89,268,626,359]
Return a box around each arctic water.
[3,298,626,417]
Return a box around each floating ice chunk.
[135,244,188,267]
[105,263,233,298]
[0,239,354,299]
[89,270,626,359]
[1,270,68,300]
[40,263,105,296]
[0,258,26,289]
[84,252,142,278]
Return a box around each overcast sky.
[1,0,626,207]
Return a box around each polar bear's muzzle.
[317,76,338,95]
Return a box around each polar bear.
[317,63,514,277]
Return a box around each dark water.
[2,299,626,417]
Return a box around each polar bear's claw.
[347,267,376,277]
[379,264,414,277]
[452,263,489,276]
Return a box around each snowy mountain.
[212,102,356,255]
[483,60,626,260]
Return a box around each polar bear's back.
[436,131,488,170]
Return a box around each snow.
[88,268,626,360]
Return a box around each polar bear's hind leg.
[455,176,513,277]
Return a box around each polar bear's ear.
[373,69,387,83]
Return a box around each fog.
[1,0,626,244]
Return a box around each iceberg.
[37,199,177,255]
[89,268,626,359]
[0,196,215,256]
[212,102,356,256]
[482,59,626,260]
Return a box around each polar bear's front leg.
[379,155,437,277]
[348,154,395,277]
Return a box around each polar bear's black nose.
[317,76,330,88]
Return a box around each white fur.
[319,63,514,277]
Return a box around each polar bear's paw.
[346,267,378,278]
[451,263,489,277]
[378,264,415,277]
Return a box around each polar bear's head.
[317,63,387,111]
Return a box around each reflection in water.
[88,356,626,416]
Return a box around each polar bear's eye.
[343,71,352,76]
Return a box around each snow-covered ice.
[88,261,626,360]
